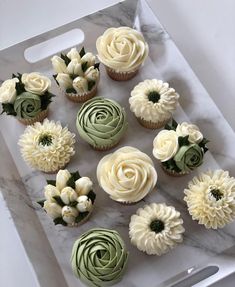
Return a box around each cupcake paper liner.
[17,109,48,125]
[137,116,171,129]
[161,164,189,177]
[91,140,121,152]
[105,66,138,81]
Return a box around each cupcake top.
[0,73,53,119]
[76,97,128,149]
[129,79,179,123]
[38,169,96,226]
[129,203,185,255]
[153,120,209,174]
[71,228,129,287]
[97,146,157,203]
[96,26,149,72]
[51,47,99,95]
[184,170,235,229]
[18,119,75,172]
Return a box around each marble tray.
[1,1,235,286]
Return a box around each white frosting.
[176,122,203,143]
[96,27,149,72]
[97,146,157,203]
[129,79,179,122]
[184,170,235,229]
[129,203,185,255]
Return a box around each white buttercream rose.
[84,67,99,82]
[51,56,68,73]
[67,48,81,61]
[76,195,92,212]
[44,185,60,201]
[0,78,19,103]
[62,206,78,224]
[73,77,88,93]
[43,201,62,219]
[60,187,78,204]
[176,122,203,143]
[56,73,73,89]
[75,177,93,195]
[81,52,96,67]
[67,59,83,76]
[153,130,179,162]
[21,73,51,95]
[56,169,71,191]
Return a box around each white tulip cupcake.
[38,170,96,226]
[96,27,148,81]
[184,170,235,229]
[97,146,157,204]
[129,79,179,129]
[129,203,185,255]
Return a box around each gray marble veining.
[0,0,235,286]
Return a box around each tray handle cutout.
[24,28,84,63]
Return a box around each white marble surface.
[1,0,235,286]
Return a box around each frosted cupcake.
[76,97,128,151]
[0,72,54,125]
[71,228,129,287]
[18,119,75,173]
[51,47,100,102]
[97,146,157,204]
[96,27,148,81]
[129,79,179,129]
[38,169,96,226]
[129,203,185,255]
[153,120,209,176]
[184,170,235,229]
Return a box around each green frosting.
[14,92,41,119]
[71,228,129,287]
[76,97,128,148]
[174,144,204,172]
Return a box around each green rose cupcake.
[76,97,128,151]
[71,228,129,287]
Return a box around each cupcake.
[18,119,75,173]
[38,169,96,226]
[0,73,54,125]
[184,170,235,229]
[129,203,185,255]
[96,27,148,81]
[97,146,157,204]
[153,120,209,176]
[51,47,100,102]
[71,228,129,287]
[76,97,128,151]
[129,79,179,129]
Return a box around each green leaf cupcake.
[76,97,128,151]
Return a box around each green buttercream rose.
[76,97,128,148]
[14,92,41,119]
[174,144,204,172]
[71,228,129,287]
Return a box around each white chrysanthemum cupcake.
[184,170,235,229]
[18,119,75,173]
[129,203,184,255]
[129,79,179,129]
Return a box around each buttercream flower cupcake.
[129,203,185,255]
[51,47,100,103]
[96,27,148,81]
[153,120,209,176]
[71,228,129,287]
[97,146,157,204]
[129,79,179,129]
[76,97,128,151]
[38,169,96,226]
[18,119,75,173]
[0,73,54,125]
[184,170,235,229]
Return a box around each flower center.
[148,91,161,103]
[150,219,164,233]
[210,188,223,201]
[38,134,53,146]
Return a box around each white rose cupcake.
[96,27,148,81]
[129,79,179,129]
[129,203,185,255]
[97,146,157,204]
[18,119,75,173]
[184,170,235,229]
[38,170,96,226]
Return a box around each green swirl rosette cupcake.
[153,119,209,176]
[76,97,128,151]
[71,228,129,287]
